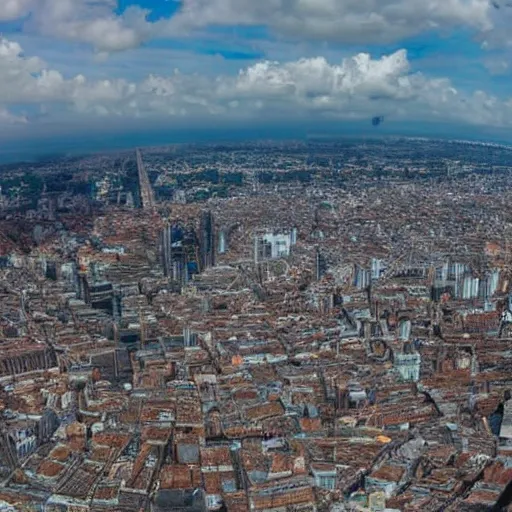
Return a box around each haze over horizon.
[1,0,512,155]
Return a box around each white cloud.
[0,0,500,52]
[0,0,33,21]
[170,0,492,44]
[0,108,27,124]
[483,57,510,75]
[233,51,412,100]
[480,2,512,50]
[15,0,154,53]
[1,36,512,131]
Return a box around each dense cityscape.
[0,137,511,511]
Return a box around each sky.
[1,0,512,158]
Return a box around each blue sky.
[0,0,512,158]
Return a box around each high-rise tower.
[199,210,215,271]
[161,222,200,284]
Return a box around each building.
[315,248,328,281]
[161,222,200,284]
[371,258,387,281]
[394,352,421,382]
[199,210,215,271]
[499,399,512,441]
[218,231,227,254]
[254,229,297,263]
[0,426,18,474]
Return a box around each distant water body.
[1,122,510,165]
[0,127,295,164]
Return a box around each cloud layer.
[173,0,492,44]
[0,0,503,52]
[0,0,153,52]
[0,0,32,21]
[1,36,511,133]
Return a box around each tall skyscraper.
[161,222,200,284]
[315,248,327,281]
[218,230,227,254]
[161,222,186,283]
[161,223,173,278]
[199,210,215,271]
